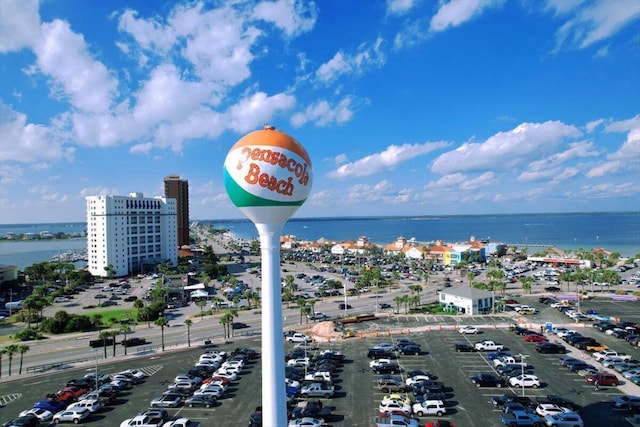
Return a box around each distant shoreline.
[1,210,638,228]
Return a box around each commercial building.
[438,287,494,315]
[86,192,177,277]
[164,174,190,248]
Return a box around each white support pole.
[256,223,287,427]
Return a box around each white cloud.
[252,0,318,36]
[316,37,386,84]
[460,171,496,190]
[387,0,417,16]
[34,20,118,113]
[333,153,348,166]
[585,160,622,178]
[430,0,503,33]
[579,181,637,198]
[431,121,582,174]
[226,92,296,134]
[290,97,355,127]
[551,0,640,51]
[585,118,605,132]
[80,187,119,197]
[0,102,71,163]
[329,141,449,179]
[604,114,640,133]
[0,0,40,52]
[393,18,430,50]
[0,164,23,184]
[117,9,177,52]
[544,0,586,16]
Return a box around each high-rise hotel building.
[86,192,178,277]
[163,174,190,248]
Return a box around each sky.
[0,0,639,224]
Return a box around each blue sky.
[0,0,639,224]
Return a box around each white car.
[122,368,148,380]
[556,329,577,338]
[193,386,223,398]
[459,325,479,334]
[379,399,412,415]
[412,400,446,417]
[214,369,238,381]
[535,403,571,417]
[287,417,324,427]
[405,374,435,386]
[287,357,311,367]
[67,399,102,413]
[286,333,311,343]
[509,374,540,388]
[18,408,53,422]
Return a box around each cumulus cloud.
[316,37,386,84]
[34,20,118,114]
[226,92,296,134]
[0,0,40,52]
[290,97,355,127]
[329,141,449,179]
[393,18,430,50]
[0,102,71,163]
[430,0,503,33]
[252,0,318,36]
[431,121,582,174]
[551,0,640,51]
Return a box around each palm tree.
[520,276,533,294]
[6,344,18,376]
[393,296,403,314]
[295,298,306,325]
[301,306,312,324]
[119,324,131,356]
[0,348,6,379]
[197,300,207,319]
[219,314,230,339]
[17,345,29,375]
[184,319,192,347]
[155,317,169,351]
[99,330,111,358]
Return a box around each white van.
[67,399,101,413]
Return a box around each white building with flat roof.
[438,287,494,315]
[86,192,178,277]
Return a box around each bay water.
[1,212,639,271]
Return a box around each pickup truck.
[493,356,526,367]
[120,414,164,427]
[499,410,543,427]
[593,350,631,362]
[161,418,196,427]
[300,382,335,398]
[475,340,505,351]
[374,414,420,427]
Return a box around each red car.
[524,334,547,343]
[54,386,87,402]
[586,372,619,386]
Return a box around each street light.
[518,353,529,396]
[93,350,99,390]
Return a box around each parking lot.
[1,296,639,427]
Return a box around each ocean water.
[1,213,639,270]
[207,212,640,258]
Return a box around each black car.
[185,394,217,408]
[498,366,535,379]
[121,337,147,347]
[398,344,422,355]
[232,322,250,329]
[379,303,392,309]
[414,391,447,402]
[536,395,580,411]
[290,401,332,420]
[453,342,475,352]
[371,362,400,374]
[470,373,505,388]
[535,342,566,354]
[565,360,595,372]
[367,348,394,359]
[406,370,438,380]
[66,378,94,389]
[338,303,352,310]
[2,415,39,427]
[492,393,533,408]
[233,348,260,360]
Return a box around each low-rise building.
[438,287,494,315]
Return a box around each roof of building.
[440,287,493,299]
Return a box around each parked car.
[459,325,479,334]
[508,374,540,388]
[470,373,505,388]
[453,343,475,352]
[151,395,183,408]
[184,394,217,408]
[52,408,91,424]
[586,372,619,386]
[543,412,584,427]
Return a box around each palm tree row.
[0,344,30,377]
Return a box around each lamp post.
[93,349,99,390]
[518,353,529,396]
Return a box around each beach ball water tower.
[224,125,313,427]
